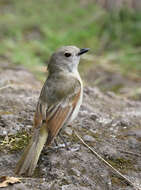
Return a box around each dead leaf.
[0,176,21,188]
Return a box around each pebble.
[64,127,73,136]
[127,129,141,138]
[128,137,140,149]
[26,125,32,129]
[100,145,118,159]
[83,135,95,142]
[62,184,89,190]
[2,130,7,135]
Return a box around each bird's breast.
[69,71,83,123]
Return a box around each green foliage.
[100,9,141,48]
[0,0,140,77]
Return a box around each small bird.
[15,46,89,176]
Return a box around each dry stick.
[0,84,12,91]
[119,150,141,157]
[74,131,140,190]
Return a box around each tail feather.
[15,125,48,176]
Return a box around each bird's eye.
[64,52,71,57]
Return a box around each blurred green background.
[0,0,141,81]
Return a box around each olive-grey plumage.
[15,46,89,176]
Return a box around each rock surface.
[0,64,141,190]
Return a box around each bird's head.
[48,46,89,73]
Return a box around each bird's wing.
[34,74,81,145]
[46,87,81,145]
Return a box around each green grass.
[0,0,141,79]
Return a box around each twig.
[119,150,141,157]
[0,84,12,91]
[19,177,43,180]
[74,131,140,190]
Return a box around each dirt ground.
[0,63,141,190]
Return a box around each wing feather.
[46,105,72,145]
[34,74,81,145]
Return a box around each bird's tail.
[15,124,48,176]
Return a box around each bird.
[15,45,89,176]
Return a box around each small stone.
[2,130,7,135]
[90,113,98,121]
[100,145,118,159]
[62,184,89,190]
[89,129,98,134]
[83,135,95,142]
[127,129,141,138]
[62,184,74,190]
[70,168,81,176]
[64,127,72,136]
[26,125,32,129]
[70,144,80,152]
[128,137,140,149]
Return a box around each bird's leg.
[54,139,58,147]
[58,133,70,150]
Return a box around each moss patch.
[107,157,134,172]
[0,130,31,152]
[111,175,129,187]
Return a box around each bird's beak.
[78,48,90,56]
